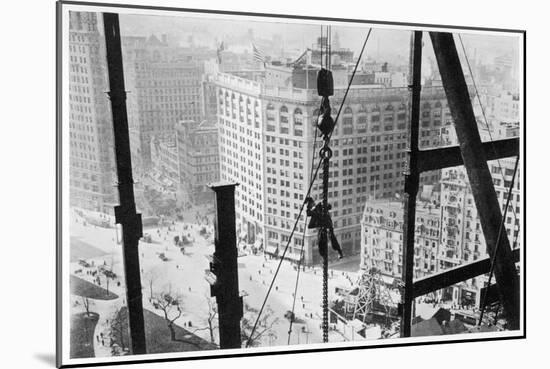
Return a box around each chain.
[321,145,330,343]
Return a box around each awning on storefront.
[284,251,302,262]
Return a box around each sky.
[117,12,520,66]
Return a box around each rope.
[319,24,333,343]
[478,155,519,325]
[327,28,372,144]
[320,25,323,69]
[245,108,323,348]
[287,219,308,344]
[245,29,373,347]
[457,34,518,225]
[287,92,321,345]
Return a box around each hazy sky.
[118,12,520,65]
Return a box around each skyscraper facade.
[68,11,116,211]
[122,36,209,169]
[215,66,449,265]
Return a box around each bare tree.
[82,297,93,316]
[189,295,218,344]
[109,306,128,354]
[152,292,183,342]
[151,291,204,348]
[241,304,279,347]
[144,269,159,301]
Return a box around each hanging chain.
[320,144,331,343]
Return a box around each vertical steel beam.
[103,13,147,354]
[400,31,423,338]
[209,182,243,349]
[429,32,519,329]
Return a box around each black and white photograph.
[52,0,529,367]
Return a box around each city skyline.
[59,7,524,366]
[115,12,521,69]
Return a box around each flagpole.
[306,59,309,90]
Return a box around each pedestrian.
[101,339,104,346]
[100,332,103,338]
[96,335,99,343]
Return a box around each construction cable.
[320,24,332,344]
[287,102,322,345]
[320,25,323,69]
[245,29,373,347]
[246,105,324,348]
[478,154,519,326]
[327,28,372,145]
[457,34,518,225]
[287,219,309,344]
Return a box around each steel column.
[400,31,423,338]
[102,13,147,354]
[430,32,519,329]
[208,182,243,349]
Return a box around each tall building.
[150,134,179,186]
[215,74,265,244]
[215,63,450,265]
[122,36,209,169]
[438,121,521,271]
[360,200,441,279]
[175,120,220,205]
[480,90,520,122]
[68,11,116,211]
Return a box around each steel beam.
[400,31,423,338]
[413,248,520,298]
[417,138,519,172]
[208,182,243,349]
[430,32,520,329]
[103,13,147,355]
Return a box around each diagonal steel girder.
[429,32,520,330]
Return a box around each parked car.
[284,310,296,322]
[78,259,91,268]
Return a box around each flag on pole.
[252,43,266,65]
[216,41,225,64]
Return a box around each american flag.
[252,43,266,64]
